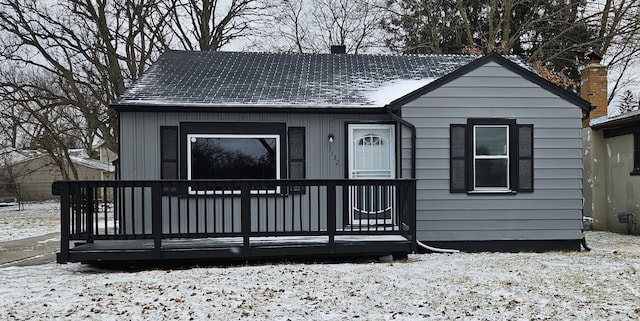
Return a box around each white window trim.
[472,125,510,192]
[187,134,281,195]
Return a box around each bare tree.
[0,0,174,178]
[311,0,387,53]
[258,0,312,52]
[252,0,387,53]
[168,0,271,51]
[0,99,35,148]
[592,0,640,104]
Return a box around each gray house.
[55,50,592,264]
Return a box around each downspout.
[385,107,460,254]
[582,107,593,122]
[385,107,416,179]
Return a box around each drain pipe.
[386,108,416,179]
[417,240,460,253]
[386,107,460,254]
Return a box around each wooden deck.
[61,235,412,263]
[53,179,417,264]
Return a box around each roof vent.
[330,45,346,54]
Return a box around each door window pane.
[354,134,390,171]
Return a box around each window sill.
[630,171,640,176]
[467,190,517,195]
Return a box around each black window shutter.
[517,124,534,192]
[288,127,306,178]
[450,124,467,193]
[160,126,178,179]
[288,127,306,192]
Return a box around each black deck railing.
[53,179,416,262]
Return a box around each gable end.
[389,52,593,114]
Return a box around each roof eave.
[591,114,640,130]
[110,103,389,113]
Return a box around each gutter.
[385,107,416,179]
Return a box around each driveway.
[0,232,60,267]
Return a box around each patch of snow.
[68,149,89,159]
[589,115,609,126]
[37,237,59,244]
[0,147,45,166]
[0,201,60,242]
[70,156,115,172]
[365,79,435,106]
[1,202,639,320]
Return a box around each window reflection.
[189,135,278,180]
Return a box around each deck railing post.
[396,180,404,236]
[327,181,336,253]
[408,180,417,252]
[151,181,163,258]
[241,181,251,256]
[85,183,94,243]
[58,182,70,263]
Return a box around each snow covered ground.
[0,202,639,320]
[0,200,60,242]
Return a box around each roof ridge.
[161,49,484,58]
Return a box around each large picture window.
[187,134,280,180]
[176,122,293,194]
[450,119,533,194]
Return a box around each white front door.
[348,124,396,225]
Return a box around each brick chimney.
[330,45,346,54]
[580,52,608,128]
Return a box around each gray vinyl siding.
[118,111,389,233]
[401,61,583,242]
[119,111,389,181]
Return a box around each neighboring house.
[581,54,640,235]
[587,112,640,235]
[0,148,115,201]
[93,141,118,180]
[93,141,118,165]
[55,49,592,264]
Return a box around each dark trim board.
[603,125,640,139]
[419,239,581,253]
[113,105,391,114]
[58,235,413,265]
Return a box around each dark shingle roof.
[115,50,483,109]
